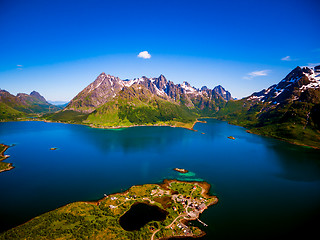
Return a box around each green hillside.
[0,90,63,121]
[215,98,320,148]
[85,86,198,128]
[43,110,89,124]
[0,102,25,121]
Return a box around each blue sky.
[0,0,319,101]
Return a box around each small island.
[173,168,189,173]
[0,144,14,173]
[0,180,218,240]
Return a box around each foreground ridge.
[0,180,218,240]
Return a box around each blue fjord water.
[0,119,320,239]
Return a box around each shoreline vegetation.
[0,117,200,131]
[0,179,218,240]
[245,129,319,150]
[2,117,319,149]
[0,144,14,173]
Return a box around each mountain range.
[1,65,319,148]
[0,90,62,120]
[216,65,320,148]
[64,73,232,113]
[49,73,232,128]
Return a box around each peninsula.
[0,144,14,173]
[0,180,218,240]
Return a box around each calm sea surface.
[0,119,320,239]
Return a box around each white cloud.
[243,70,270,80]
[16,64,23,70]
[307,63,320,68]
[281,56,292,61]
[137,51,151,59]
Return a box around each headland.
[0,179,218,240]
[0,144,14,173]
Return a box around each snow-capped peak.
[181,81,198,94]
[247,66,320,104]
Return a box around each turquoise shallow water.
[0,119,320,239]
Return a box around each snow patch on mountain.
[247,66,320,104]
[247,95,264,101]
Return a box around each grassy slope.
[0,102,25,121]
[0,91,63,121]
[42,110,89,124]
[0,181,216,240]
[249,101,320,148]
[85,99,197,128]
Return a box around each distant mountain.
[47,100,69,106]
[0,90,63,120]
[30,91,47,103]
[49,73,232,127]
[216,65,320,148]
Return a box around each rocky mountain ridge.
[247,66,320,104]
[216,65,320,148]
[65,73,232,114]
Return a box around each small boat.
[227,136,235,140]
[50,147,58,150]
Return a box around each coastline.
[188,120,206,131]
[86,118,204,131]
[3,115,319,150]
[1,179,217,240]
[5,117,319,149]
[214,118,320,150]
[81,178,218,240]
[245,129,320,150]
[1,118,201,132]
[0,144,14,173]
[93,178,216,206]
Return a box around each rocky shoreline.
[0,144,14,173]
[174,168,189,173]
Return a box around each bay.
[0,119,320,239]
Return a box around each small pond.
[119,202,168,231]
